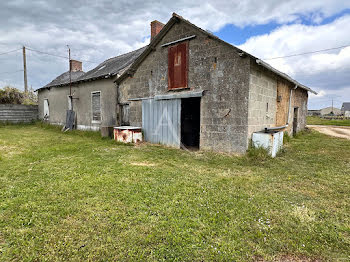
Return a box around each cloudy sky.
[0,0,349,109]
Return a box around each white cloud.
[238,15,350,109]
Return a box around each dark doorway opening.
[181,97,201,150]
[293,107,298,136]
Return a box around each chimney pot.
[150,20,164,41]
[70,60,82,72]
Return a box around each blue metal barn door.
[142,98,181,147]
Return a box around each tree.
[0,86,37,105]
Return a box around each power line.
[263,44,350,60]
[0,48,22,56]
[26,47,68,59]
[26,47,99,64]
[0,69,24,75]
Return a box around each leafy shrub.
[0,86,37,105]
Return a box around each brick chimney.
[70,60,82,72]
[151,20,164,41]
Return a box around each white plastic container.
[252,131,284,158]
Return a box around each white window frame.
[43,98,49,118]
[91,91,102,124]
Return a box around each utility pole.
[332,98,334,114]
[67,45,73,111]
[68,45,71,96]
[22,46,28,95]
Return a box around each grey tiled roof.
[77,46,147,82]
[39,46,147,90]
[43,71,85,89]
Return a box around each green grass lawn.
[0,123,349,261]
[307,116,350,126]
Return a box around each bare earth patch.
[130,161,157,167]
[0,144,23,158]
[308,125,350,140]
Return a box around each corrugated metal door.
[142,98,181,147]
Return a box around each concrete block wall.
[0,104,38,123]
[118,20,251,153]
[247,64,277,138]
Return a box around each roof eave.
[256,59,317,95]
[37,73,115,91]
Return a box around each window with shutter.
[91,91,101,122]
[168,42,188,89]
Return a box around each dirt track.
[308,125,350,140]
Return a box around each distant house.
[341,102,350,117]
[308,107,341,116]
[308,109,320,116]
[38,13,317,153]
[320,106,341,116]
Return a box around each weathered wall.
[291,87,308,134]
[74,79,117,129]
[38,78,117,130]
[38,87,68,125]
[275,80,290,127]
[118,20,251,153]
[275,78,308,135]
[0,104,38,123]
[247,63,277,139]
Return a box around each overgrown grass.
[0,123,349,261]
[307,116,350,126]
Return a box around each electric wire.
[263,44,350,60]
[26,47,99,63]
[0,48,22,56]
[0,69,23,75]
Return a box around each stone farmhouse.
[37,13,316,153]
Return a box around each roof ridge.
[102,45,148,64]
[116,13,316,94]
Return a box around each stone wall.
[0,104,38,123]
[118,19,251,153]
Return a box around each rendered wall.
[37,78,117,130]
